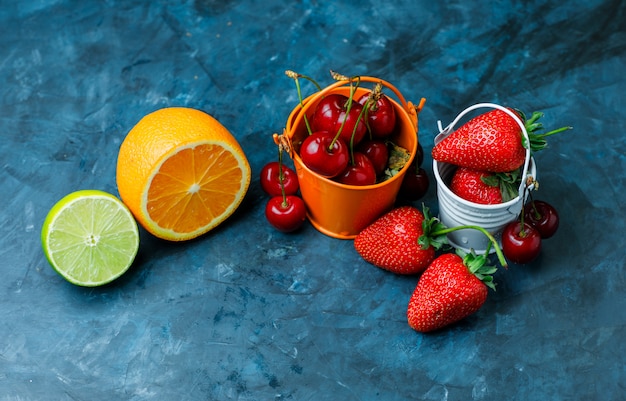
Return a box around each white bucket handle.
[435,102,534,199]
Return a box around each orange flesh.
[146,143,244,233]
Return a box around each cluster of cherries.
[501,194,559,264]
[260,148,306,233]
[299,83,400,185]
[295,72,431,201]
[261,71,432,233]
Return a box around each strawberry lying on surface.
[450,167,519,205]
[354,205,508,275]
[354,204,510,332]
[432,108,572,173]
[407,250,497,333]
[353,206,448,275]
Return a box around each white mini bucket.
[433,103,537,253]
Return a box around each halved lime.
[41,190,140,287]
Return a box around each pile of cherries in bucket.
[299,85,399,185]
[260,71,430,232]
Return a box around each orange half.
[116,107,251,241]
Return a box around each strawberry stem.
[432,224,508,269]
[419,205,508,268]
[534,125,572,138]
[516,109,573,153]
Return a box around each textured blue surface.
[1,0,625,400]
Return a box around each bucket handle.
[294,76,422,127]
[279,76,425,156]
[434,102,535,200]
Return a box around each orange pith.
[116,107,251,241]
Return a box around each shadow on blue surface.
[1,0,625,399]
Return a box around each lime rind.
[41,190,139,287]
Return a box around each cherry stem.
[280,187,289,209]
[274,147,288,207]
[432,225,508,268]
[347,96,370,164]
[518,204,527,237]
[361,83,382,141]
[328,76,362,151]
[527,192,542,220]
[293,77,313,136]
[517,178,536,237]
[277,146,285,184]
[279,182,289,208]
[286,70,322,136]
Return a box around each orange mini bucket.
[281,77,424,239]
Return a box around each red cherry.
[399,165,429,201]
[357,140,389,176]
[260,161,299,197]
[523,200,559,239]
[265,195,307,232]
[310,94,344,133]
[311,94,367,146]
[501,221,542,264]
[299,131,350,178]
[336,152,377,186]
[356,92,396,137]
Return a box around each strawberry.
[432,108,526,172]
[432,108,573,173]
[407,250,497,333]
[354,206,447,275]
[355,205,510,276]
[450,167,502,204]
[450,167,520,204]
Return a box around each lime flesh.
[41,190,140,287]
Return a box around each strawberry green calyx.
[484,170,520,203]
[418,205,508,269]
[418,205,450,251]
[516,109,573,153]
[458,246,498,291]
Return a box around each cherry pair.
[501,199,559,264]
[260,149,306,233]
